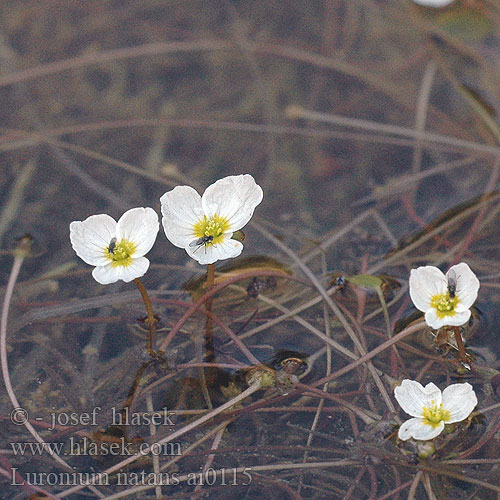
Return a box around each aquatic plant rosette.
[70,207,159,284]
[160,174,263,265]
[409,262,480,329]
[394,379,477,441]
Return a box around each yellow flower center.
[192,214,230,246]
[430,292,459,318]
[422,401,450,428]
[105,238,136,267]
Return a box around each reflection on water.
[1,1,500,498]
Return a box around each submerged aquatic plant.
[160,174,263,265]
[409,262,480,329]
[394,379,477,441]
[70,207,159,284]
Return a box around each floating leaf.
[183,255,292,301]
[437,9,493,43]
[347,274,383,290]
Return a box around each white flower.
[70,207,159,284]
[409,262,479,329]
[394,379,477,440]
[160,174,263,265]
[411,0,455,7]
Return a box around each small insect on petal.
[188,235,214,253]
[447,269,457,298]
[108,237,117,254]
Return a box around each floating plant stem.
[109,279,165,430]
[200,262,216,409]
[115,358,155,439]
[451,326,471,368]
[133,277,162,359]
[204,262,216,354]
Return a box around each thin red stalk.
[254,220,396,413]
[343,467,367,500]
[157,269,305,352]
[133,278,159,358]
[457,413,500,459]
[297,383,378,424]
[312,321,425,388]
[367,465,378,500]
[202,263,216,368]
[205,309,259,364]
[55,383,262,498]
[401,194,455,249]
[407,470,423,500]
[452,326,469,365]
[154,296,259,364]
[416,360,435,382]
[390,465,402,500]
[0,40,232,88]
[153,299,259,368]
[453,157,500,263]
[0,248,103,498]
[190,423,227,500]
[418,463,500,493]
[374,480,414,500]
[348,410,360,440]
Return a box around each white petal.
[160,185,203,225]
[441,383,477,423]
[92,257,150,284]
[409,266,447,312]
[116,207,159,257]
[425,308,470,329]
[201,174,263,231]
[411,0,454,6]
[160,186,204,247]
[398,418,444,441]
[448,310,471,326]
[162,216,198,249]
[70,214,116,266]
[185,238,243,265]
[394,379,442,417]
[448,263,480,310]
